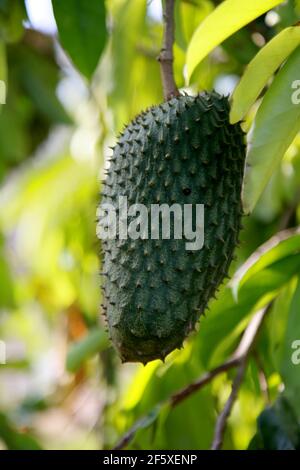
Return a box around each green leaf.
[0,40,6,105]
[0,96,32,165]
[0,255,15,307]
[0,233,15,307]
[242,46,300,214]
[230,26,300,124]
[124,404,163,450]
[174,0,213,51]
[186,0,284,82]
[52,0,107,80]
[162,389,216,449]
[66,328,109,372]
[231,230,300,297]
[0,413,42,450]
[0,39,6,81]
[17,46,71,124]
[250,397,300,450]
[198,253,300,368]
[279,279,300,418]
[108,0,162,131]
[119,354,216,450]
[0,0,26,43]
[267,281,296,373]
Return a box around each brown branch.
[114,211,297,449]
[158,0,179,100]
[211,220,299,449]
[278,191,300,231]
[254,352,270,404]
[114,406,162,450]
[211,359,247,450]
[211,303,272,450]
[113,358,237,450]
[171,357,239,407]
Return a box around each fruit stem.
[158,0,180,101]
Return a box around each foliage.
[52,0,107,80]
[186,0,283,81]
[1,0,300,451]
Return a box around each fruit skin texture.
[100,91,246,364]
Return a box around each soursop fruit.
[100,91,245,364]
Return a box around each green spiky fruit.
[100,91,245,364]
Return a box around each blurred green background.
[1,0,300,450]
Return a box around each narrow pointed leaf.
[231,229,300,297]
[231,26,300,124]
[186,0,283,82]
[242,47,300,213]
[52,0,107,80]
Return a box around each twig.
[211,359,247,450]
[113,358,237,450]
[211,304,272,450]
[278,191,300,231]
[158,0,179,100]
[114,359,237,450]
[254,352,270,404]
[114,406,161,450]
[171,357,239,406]
[113,303,272,450]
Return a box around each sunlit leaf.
[174,0,213,51]
[242,47,300,213]
[186,0,283,82]
[231,26,300,124]
[0,233,14,307]
[108,0,162,130]
[119,348,216,450]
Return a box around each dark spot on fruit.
[183,187,192,195]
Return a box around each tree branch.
[171,357,239,407]
[113,358,237,450]
[158,0,179,100]
[254,352,270,404]
[113,302,272,450]
[211,303,272,450]
[211,359,246,450]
